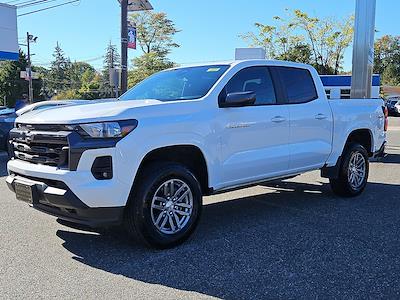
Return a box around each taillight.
[382,106,388,132]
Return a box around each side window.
[276,67,318,104]
[221,67,276,105]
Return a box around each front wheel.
[329,143,369,197]
[124,163,202,249]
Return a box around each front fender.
[114,130,219,193]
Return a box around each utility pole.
[26,32,33,103]
[121,0,128,94]
[117,0,153,93]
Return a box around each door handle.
[271,116,286,123]
[315,113,327,120]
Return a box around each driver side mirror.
[220,91,256,108]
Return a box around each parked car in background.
[386,95,400,116]
[0,106,15,116]
[0,112,16,153]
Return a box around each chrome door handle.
[271,116,286,123]
[315,113,327,120]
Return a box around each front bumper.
[7,150,131,208]
[6,173,124,227]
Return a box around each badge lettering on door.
[226,123,252,129]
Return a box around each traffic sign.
[20,70,39,81]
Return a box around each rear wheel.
[124,163,202,249]
[329,143,369,197]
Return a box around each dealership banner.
[127,26,137,50]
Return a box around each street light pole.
[26,32,33,103]
[121,0,128,94]
[118,0,153,93]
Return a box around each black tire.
[329,143,369,197]
[124,162,202,249]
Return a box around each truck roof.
[170,59,315,71]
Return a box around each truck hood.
[16,99,164,124]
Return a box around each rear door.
[272,66,333,172]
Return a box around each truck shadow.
[380,153,400,164]
[56,180,400,299]
[378,144,400,164]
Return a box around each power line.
[17,0,80,17]
[32,55,105,66]
[13,0,49,7]
[5,0,26,4]
[17,0,61,9]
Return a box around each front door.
[218,66,290,187]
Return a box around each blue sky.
[10,0,400,71]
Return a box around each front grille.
[9,124,71,168]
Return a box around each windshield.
[120,65,230,101]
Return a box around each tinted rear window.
[276,67,318,104]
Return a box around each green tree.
[79,71,102,99]
[53,68,102,100]
[52,89,80,100]
[128,52,174,87]
[47,42,71,95]
[374,35,400,86]
[0,51,43,106]
[128,11,179,87]
[129,11,180,56]
[100,42,120,97]
[288,10,354,74]
[241,9,354,74]
[34,66,50,100]
[277,43,312,64]
[67,61,96,91]
[240,17,305,60]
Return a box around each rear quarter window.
[275,67,318,104]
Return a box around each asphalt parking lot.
[0,117,399,300]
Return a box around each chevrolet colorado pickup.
[6,60,387,248]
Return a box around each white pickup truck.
[6,60,387,248]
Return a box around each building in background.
[0,3,18,61]
[321,75,380,100]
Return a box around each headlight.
[79,120,138,139]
